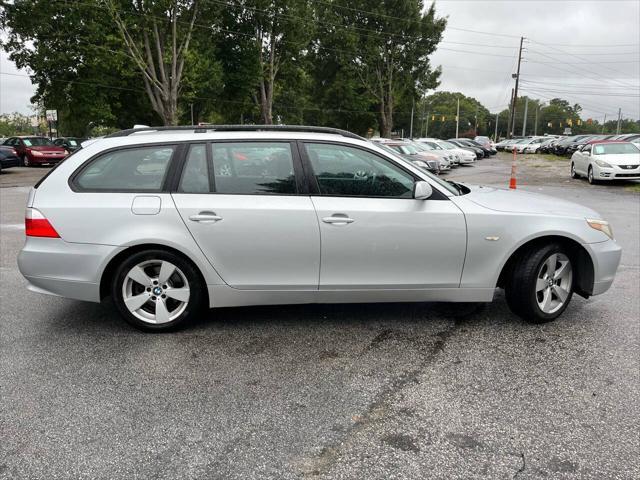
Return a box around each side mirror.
[414,181,433,200]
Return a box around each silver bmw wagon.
[18,125,622,331]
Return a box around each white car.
[513,137,546,154]
[415,138,476,164]
[17,125,621,331]
[571,141,640,184]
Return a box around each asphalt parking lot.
[1,154,638,479]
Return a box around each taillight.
[25,208,60,238]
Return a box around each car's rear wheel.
[111,250,205,332]
[505,243,574,323]
[570,162,579,179]
[588,166,597,184]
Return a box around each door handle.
[322,214,355,225]
[189,212,223,223]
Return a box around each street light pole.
[455,96,460,138]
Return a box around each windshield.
[593,143,640,155]
[392,144,420,155]
[23,137,54,147]
[438,141,456,149]
[475,136,490,143]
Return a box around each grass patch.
[625,183,640,193]
[537,153,569,162]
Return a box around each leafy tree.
[418,92,490,139]
[217,0,316,124]
[316,0,446,137]
[103,0,201,125]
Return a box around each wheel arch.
[497,235,594,298]
[99,243,209,304]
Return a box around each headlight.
[31,150,43,156]
[587,219,614,239]
[595,159,612,168]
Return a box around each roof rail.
[104,124,365,140]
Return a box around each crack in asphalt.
[297,316,464,477]
[513,452,526,479]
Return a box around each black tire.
[587,166,597,185]
[570,162,579,179]
[505,243,574,323]
[111,249,205,332]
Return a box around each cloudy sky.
[1,0,639,121]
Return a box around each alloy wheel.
[588,167,594,184]
[535,253,572,314]
[122,260,190,324]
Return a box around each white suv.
[18,125,621,331]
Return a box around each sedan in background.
[415,138,476,164]
[571,141,640,184]
[411,141,459,167]
[0,146,21,172]
[448,139,485,159]
[383,141,451,172]
[53,137,87,152]
[451,138,494,157]
[375,142,440,174]
[474,136,497,154]
[3,136,68,167]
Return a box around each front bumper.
[28,155,66,165]
[0,156,20,168]
[584,239,622,295]
[592,163,640,180]
[18,237,121,302]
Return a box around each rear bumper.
[584,239,622,295]
[18,237,121,302]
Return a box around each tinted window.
[75,146,174,191]
[211,142,296,195]
[179,144,210,193]
[305,143,414,198]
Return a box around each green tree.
[419,92,490,139]
[217,0,316,124]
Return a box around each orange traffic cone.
[509,148,517,189]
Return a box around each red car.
[2,136,68,167]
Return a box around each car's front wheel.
[505,243,574,323]
[570,162,579,179]
[111,249,205,332]
[23,155,30,167]
[588,166,597,184]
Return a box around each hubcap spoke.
[553,260,570,280]
[165,287,190,302]
[158,261,176,284]
[553,285,569,303]
[154,298,171,324]
[536,277,548,292]
[124,293,150,312]
[128,265,152,286]
[541,288,553,312]
[544,254,557,276]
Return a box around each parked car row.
[496,133,640,156]
[370,136,496,175]
[0,136,87,170]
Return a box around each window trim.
[172,139,306,196]
[299,140,448,200]
[177,143,210,194]
[69,143,182,193]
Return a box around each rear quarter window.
[73,145,175,192]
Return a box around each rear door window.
[210,142,297,195]
[74,145,175,191]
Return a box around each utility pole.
[522,97,529,136]
[474,105,478,133]
[507,88,514,138]
[616,108,622,134]
[534,105,539,136]
[409,99,415,139]
[190,104,194,125]
[601,114,607,134]
[494,113,499,140]
[455,96,460,138]
[509,36,525,138]
[425,112,430,137]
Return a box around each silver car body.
[416,138,476,164]
[19,130,621,310]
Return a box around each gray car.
[18,125,621,331]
